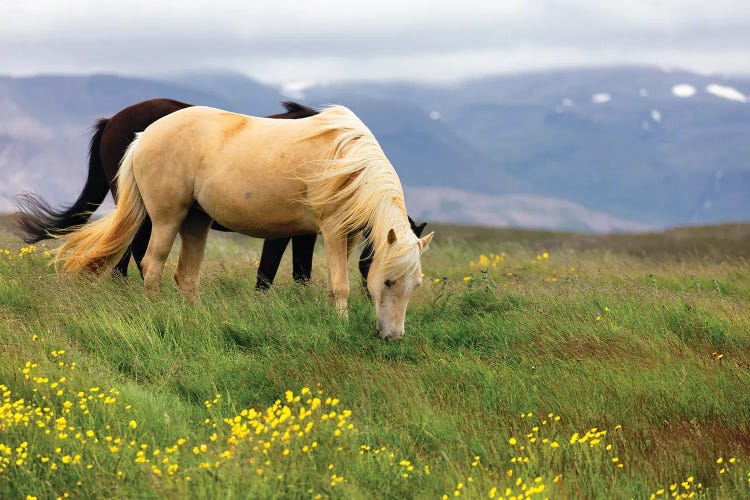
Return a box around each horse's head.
[359,217,428,288]
[367,228,434,340]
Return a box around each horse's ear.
[418,232,434,253]
[387,228,398,245]
[415,222,427,237]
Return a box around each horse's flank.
[131,106,321,239]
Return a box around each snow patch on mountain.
[591,93,611,104]
[705,84,747,103]
[651,109,662,123]
[672,84,696,98]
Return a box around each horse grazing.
[53,105,433,339]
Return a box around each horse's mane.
[303,105,418,280]
[281,101,317,115]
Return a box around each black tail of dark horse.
[16,119,111,243]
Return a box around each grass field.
[1,217,749,499]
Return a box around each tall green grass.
[1,225,749,499]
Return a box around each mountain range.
[1,66,748,232]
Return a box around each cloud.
[1,1,749,82]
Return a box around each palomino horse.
[16,99,427,289]
[53,105,433,339]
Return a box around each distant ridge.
[404,187,651,233]
[1,66,749,230]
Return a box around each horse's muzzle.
[376,328,404,341]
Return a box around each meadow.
[1,217,749,499]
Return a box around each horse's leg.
[141,218,182,298]
[132,217,153,279]
[291,234,317,284]
[111,209,154,280]
[256,237,290,290]
[174,210,212,303]
[321,229,349,319]
[113,247,132,277]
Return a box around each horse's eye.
[384,280,392,288]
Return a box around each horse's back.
[142,106,321,151]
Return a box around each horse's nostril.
[384,331,404,341]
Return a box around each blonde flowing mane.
[303,106,419,280]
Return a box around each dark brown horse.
[17,98,427,288]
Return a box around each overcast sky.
[2,1,749,85]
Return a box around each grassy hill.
[1,219,749,498]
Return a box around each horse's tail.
[16,119,111,243]
[53,135,147,274]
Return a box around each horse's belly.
[195,179,317,238]
[222,206,318,239]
